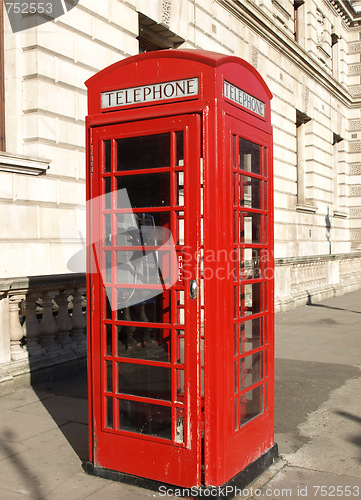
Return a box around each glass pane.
[106,360,113,392]
[234,398,239,431]
[104,140,111,173]
[239,138,261,175]
[117,291,171,323]
[240,212,262,244]
[241,248,261,280]
[239,175,262,209]
[106,324,112,356]
[117,362,171,401]
[240,317,262,353]
[175,407,185,443]
[104,177,111,209]
[177,291,185,325]
[105,252,112,282]
[176,171,184,206]
[240,385,263,426]
[117,399,171,439]
[176,131,184,167]
[106,396,113,428]
[116,212,171,247]
[116,133,170,171]
[116,173,170,208]
[176,369,185,401]
[105,288,112,319]
[233,172,237,205]
[104,214,112,246]
[177,332,185,364]
[176,212,184,245]
[233,135,238,169]
[234,323,238,356]
[233,211,238,244]
[118,325,170,362]
[241,283,262,317]
[240,352,263,389]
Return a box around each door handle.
[189,280,198,299]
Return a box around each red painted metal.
[86,49,274,489]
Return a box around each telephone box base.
[85,443,278,499]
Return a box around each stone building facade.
[0,0,361,384]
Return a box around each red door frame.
[87,114,202,487]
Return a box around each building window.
[138,13,184,53]
[296,110,313,210]
[294,0,305,43]
[332,132,344,214]
[0,3,5,151]
[331,32,339,79]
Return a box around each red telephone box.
[85,50,276,493]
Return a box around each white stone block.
[0,173,13,200]
[14,176,57,204]
[58,180,86,205]
[0,203,38,239]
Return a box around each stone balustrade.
[0,273,86,394]
[275,252,361,311]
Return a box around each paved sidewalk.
[0,290,361,499]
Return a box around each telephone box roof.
[85,49,272,99]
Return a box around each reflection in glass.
[117,325,170,362]
[240,317,262,353]
[239,175,262,209]
[116,291,170,324]
[242,283,262,316]
[117,399,171,439]
[117,133,170,171]
[239,138,261,175]
[241,248,261,280]
[240,385,263,426]
[117,173,170,208]
[175,407,185,443]
[176,212,184,245]
[240,352,263,389]
[240,213,262,244]
[177,171,184,206]
[117,362,171,401]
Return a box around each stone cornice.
[217,0,358,107]
[330,0,361,27]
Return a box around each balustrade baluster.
[56,290,73,348]
[9,294,27,361]
[24,293,44,357]
[40,292,60,352]
[71,288,86,345]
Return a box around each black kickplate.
[84,443,278,500]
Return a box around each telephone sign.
[86,50,276,495]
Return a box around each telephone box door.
[89,115,202,487]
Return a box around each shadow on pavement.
[32,369,89,462]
